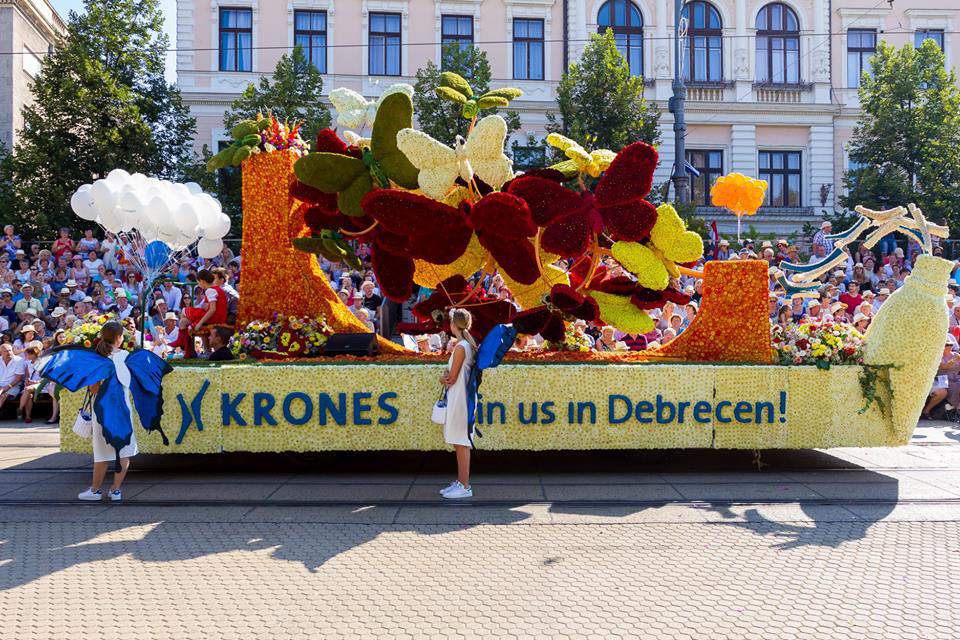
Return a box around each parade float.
[59,74,951,455]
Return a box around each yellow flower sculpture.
[610,204,704,291]
[588,291,655,334]
[546,133,616,178]
[710,172,767,241]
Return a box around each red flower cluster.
[591,275,691,311]
[396,275,516,340]
[513,284,599,342]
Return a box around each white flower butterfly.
[329,83,414,130]
[396,115,514,200]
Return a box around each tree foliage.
[547,30,660,152]
[223,45,331,146]
[841,40,960,230]
[4,0,197,237]
[412,44,520,143]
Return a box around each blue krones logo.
[176,379,210,444]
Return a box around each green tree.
[841,39,960,229]
[6,0,197,237]
[412,44,521,143]
[546,30,660,152]
[223,45,331,146]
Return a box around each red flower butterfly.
[512,284,600,342]
[505,142,660,258]
[396,275,516,340]
[360,189,541,301]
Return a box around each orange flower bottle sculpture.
[236,149,406,353]
[651,260,774,363]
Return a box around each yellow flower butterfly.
[396,115,514,200]
[546,133,616,178]
[611,204,704,291]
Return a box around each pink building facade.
[176,0,960,234]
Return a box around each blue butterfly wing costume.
[41,346,174,454]
[466,324,517,446]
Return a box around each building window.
[369,12,401,76]
[513,18,544,80]
[513,145,546,171]
[847,29,876,88]
[759,150,801,207]
[681,1,722,83]
[441,15,474,69]
[915,29,945,51]
[219,8,253,72]
[755,3,800,84]
[686,150,723,206]
[295,10,327,73]
[22,47,42,77]
[596,0,644,77]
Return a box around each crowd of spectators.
[0,223,241,420]
[3,217,959,421]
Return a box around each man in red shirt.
[839,281,864,313]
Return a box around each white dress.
[443,341,475,448]
[91,350,138,463]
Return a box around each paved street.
[1,422,959,639]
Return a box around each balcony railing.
[684,81,732,102]
[753,82,813,104]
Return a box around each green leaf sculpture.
[206,117,270,171]
[436,71,523,119]
[294,92,419,216]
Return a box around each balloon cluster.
[710,172,768,242]
[70,169,230,259]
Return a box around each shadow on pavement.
[0,447,902,589]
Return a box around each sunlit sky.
[49,0,178,83]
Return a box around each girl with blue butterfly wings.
[42,321,173,502]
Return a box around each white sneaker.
[78,488,102,501]
[442,483,473,499]
[439,480,460,496]
[109,489,122,502]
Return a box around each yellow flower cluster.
[710,172,767,217]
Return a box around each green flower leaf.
[481,87,524,101]
[230,120,260,139]
[439,71,473,97]
[476,95,510,109]
[435,86,468,104]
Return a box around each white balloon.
[97,206,120,232]
[197,237,224,259]
[106,168,131,185]
[184,182,203,194]
[70,190,98,221]
[90,180,117,218]
[205,212,232,239]
[147,197,178,236]
[138,220,159,243]
[119,190,144,213]
[76,183,92,194]
[173,202,199,237]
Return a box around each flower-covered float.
[59,76,952,455]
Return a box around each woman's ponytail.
[95,321,123,357]
[449,308,477,350]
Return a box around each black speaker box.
[323,333,380,357]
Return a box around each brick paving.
[0,422,958,639]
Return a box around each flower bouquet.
[771,321,865,368]
[229,313,333,360]
[63,313,137,352]
[206,115,309,170]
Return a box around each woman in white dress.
[78,322,138,502]
[439,308,477,499]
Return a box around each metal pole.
[670,0,689,204]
